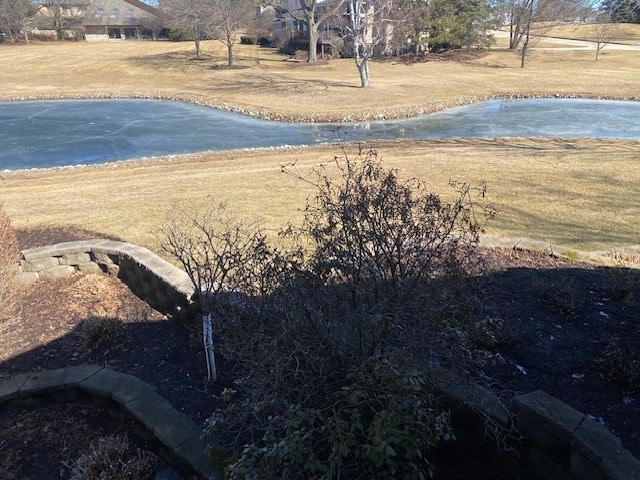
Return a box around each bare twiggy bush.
[0,202,19,333]
[532,276,585,317]
[607,266,638,305]
[67,434,158,480]
[159,205,302,381]
[164,148,495,478]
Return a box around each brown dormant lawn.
[0,41,638,252]
[538,22,640,46]
[0,40,638,121]
[2,139,638,253]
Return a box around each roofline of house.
[122,0,160,16]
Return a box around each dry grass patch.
[1,138,638,253]
[540,23,640,45]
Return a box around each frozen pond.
[1,98,639,170]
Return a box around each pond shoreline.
[1,91,638,123]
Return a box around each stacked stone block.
[17,240,197,318]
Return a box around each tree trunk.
[308,20,318,62]
[202,312,217,382]
[195,35,201,58]
[520,1,533,68]
[356,58,371,88]
[228,42,233,66]
[520,35,529,68]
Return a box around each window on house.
[110,8,118,18]
[95,6,103,18]
[126,8,134,19]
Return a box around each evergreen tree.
[424,0,498,51]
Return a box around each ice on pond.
[1,98,639,170]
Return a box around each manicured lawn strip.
[2,138,638,252]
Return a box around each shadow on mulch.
[3,226,640,476]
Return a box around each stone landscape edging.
[0,366,225,480]
[16,239,199,318]
[11,239,640,479]
[431,367,640,480]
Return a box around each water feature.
[1,98,639,170]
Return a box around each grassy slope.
[539,23,640,45]
[2,139,638,252]
[0,41,639,251]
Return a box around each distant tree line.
[601,0,639,22]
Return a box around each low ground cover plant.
[67,434,158,480]
[161,148,497,478]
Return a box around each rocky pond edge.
[1,91,638,123]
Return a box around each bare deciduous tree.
[591,20,623,60]
[345,0,413,87]
[160,0,217,58]
[286,0,346,62]
[159,205,268,383]
[500,0,599,67]
[211,0,254,66]
[0,0,38,43]
[38,0,88,41]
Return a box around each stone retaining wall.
[434,369,640,480]
[17,240,198,318]
[0,366,222,480]
[12,239,640,479]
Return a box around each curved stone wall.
[17,240,198,319]
[12,239,640,479]
[0,366,223,480]
[433,368,640,480]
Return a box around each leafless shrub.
[67,434,158,480]
[0,202,19,333]
[607,266,638,304]
[164,147,496,478]
[78,316,124,350]
[159,204,301,381]
[603,250,640,267]
[532,276,585,317]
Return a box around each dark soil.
[1,227,638,479]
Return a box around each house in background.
[33,0,163,41]
[82,0,161,40]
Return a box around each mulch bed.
[1,227,638,478]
